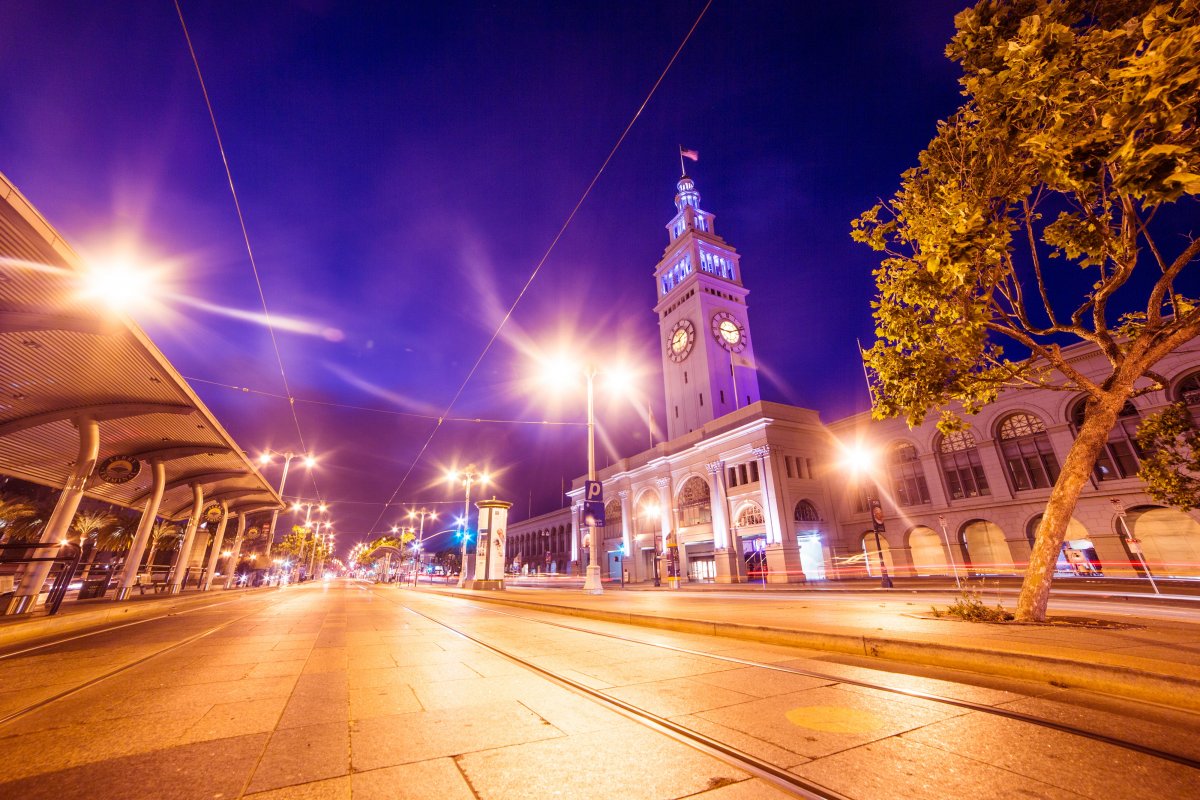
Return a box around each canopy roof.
[0,171,282,520]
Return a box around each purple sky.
[1,1,967,552]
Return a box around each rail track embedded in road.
[381,586,1200,774]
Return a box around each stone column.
[168,484,204,594]
[755,445,804,583]
[618,490,635,582]
[656,476,674,586]
[707,461,739,583]
[116,459,166,600]
[223,514,245,589]
[201,503,230,590]
[7,417,100,615]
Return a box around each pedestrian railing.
[0,541,83,615]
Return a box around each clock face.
[668,319,695,362]
[711,311,747,352]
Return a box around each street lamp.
[447,465,489,587]
[257,449,316,573]
[538,355,636,595]
[290,500,328,582]
[408,508,438,585]
[842,445,893,589]
[641,500,663,587]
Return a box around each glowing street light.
[536,353,637,594]
[80,256,156,313]
[408,507,438,585]
[257,449,317,573]
[841,444,893,589]
[447,465,488,588]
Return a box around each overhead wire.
[364,0,715,538]
[184,374,587,426]
[173,0,323,503]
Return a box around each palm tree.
[97,525,136,574]
[0,496,37,544]
[72,511,116,580]
[145,521,180,576]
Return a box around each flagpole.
[679,145,685,176]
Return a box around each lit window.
[998,412,1060,491]
[736,503,764,527]
[938,429,990,500]
[1069,398,1142,481]
[887,442,930,506]
[676,477,712,527]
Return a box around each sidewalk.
[419,583,1200,713]
[0,583,281,650]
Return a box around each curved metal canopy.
[0,171,283,520]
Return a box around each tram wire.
[377,585,1200,773]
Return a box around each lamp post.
[309,520,332,578]
[290,500,327,582]
[408,508,437,585]
[258,450,315,578]
[536,356,635,595]
[447,465,488,588]
[843,445,893,589]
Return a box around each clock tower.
[655,174,760,440]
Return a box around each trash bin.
[77,578,108,600]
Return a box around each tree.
[72,510,116,580]
[852,0,1200,621]
[145,521,180,571]
[0,496,38,543]
[1135,402,1200,507]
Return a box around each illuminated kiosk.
[465,498,511,590]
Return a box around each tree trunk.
[1015,393,1124,622]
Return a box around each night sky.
[1,1,968,553]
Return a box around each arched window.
[676,476,712,528]
[601,500,622,541]
[1176,372,1200,420]
[794,500,821,522]
[937,429,990,500]
[735,502,764,527]
[1069,398,1142,480]
[997,412,1060,491]
[887,442,930,506]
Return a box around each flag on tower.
[680,147,699,161]
[731,352,755,369]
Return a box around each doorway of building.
[798,535,825,580]
[743,536,767,582]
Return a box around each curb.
[0,585,280,651]
[419,586,1200,713]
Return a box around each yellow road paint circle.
[785,705,885,734]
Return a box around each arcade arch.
[960,519,1015,574]
[1126,506,1200,578]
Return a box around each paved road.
[0,579,1196,799]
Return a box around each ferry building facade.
[506,176,1200,585]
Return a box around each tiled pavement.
[0,582,783,799]
[0,580,1197,799]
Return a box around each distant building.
[506,175,1200,583]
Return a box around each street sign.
[869,498,886,533]
[1110,497,1127,517]
[582,481,605,526]
[581,501,605,527]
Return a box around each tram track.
[375,586,1200,777]
[392,594,851,799]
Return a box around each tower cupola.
[675,176,700,211]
